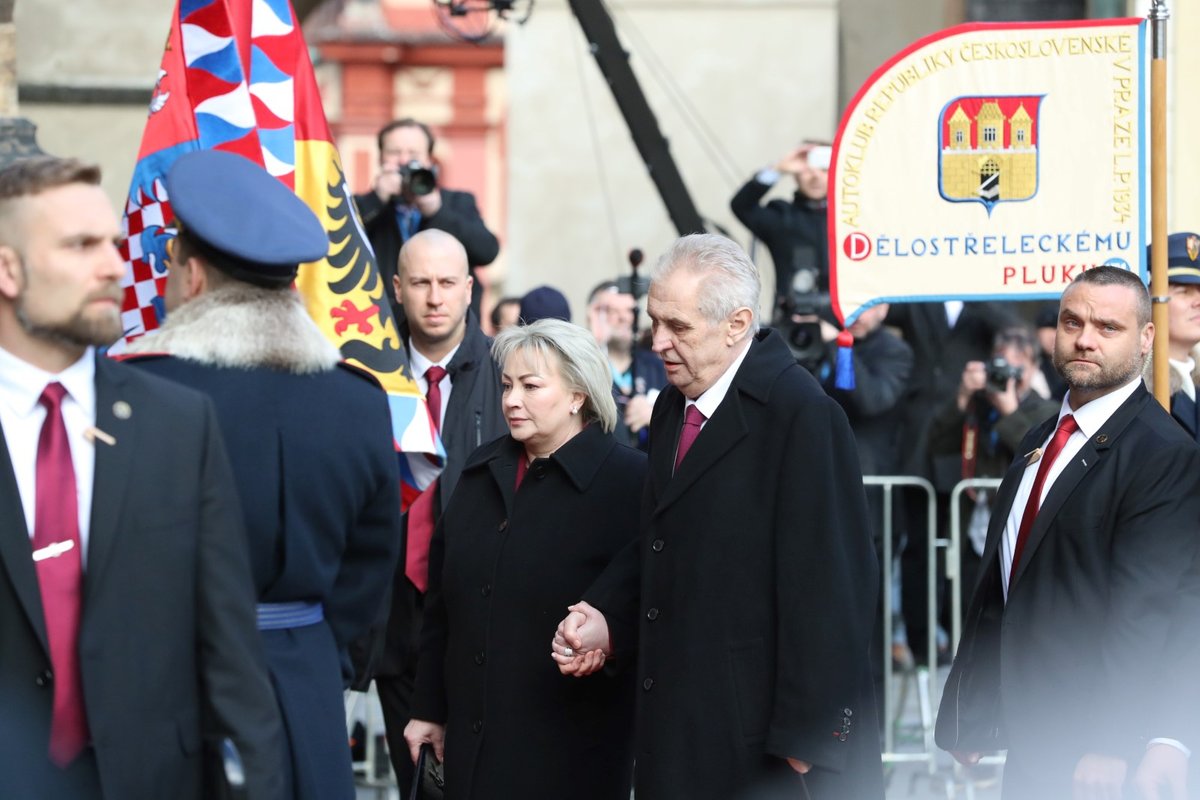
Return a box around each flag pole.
[1150,0,1170,409]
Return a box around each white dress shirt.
[409,341,460,488]
[944,300,965,329]
[679,335,753,447]
[999,376,1141,599]
[0,345,97,567]
[1169,357,1196,402]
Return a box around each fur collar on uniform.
[126,283,341,374]
[1141,346,1200,397]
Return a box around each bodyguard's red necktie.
[32,382,89,766]
[1010,413,1079,580]
[674,405,707,472]
[405,366,448,593]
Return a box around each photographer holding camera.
[731,141,831,312]
[355,118,499,321]
[928,327,1058,610]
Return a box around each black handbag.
[408,743,445,800]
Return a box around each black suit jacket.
[936,384,1200,798]
[0,356,283,799]
[591,330,884,799]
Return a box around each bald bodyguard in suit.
[555,234,883,799]
[0,157,283,798]
[936,265,1200,799]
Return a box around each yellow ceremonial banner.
[830,19,1147,325]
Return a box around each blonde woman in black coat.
[404,319,645,800]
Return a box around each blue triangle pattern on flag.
[258,124,295,167]
[195,113,253,148]
[189,46,246,86]
[250,45,290,84]
[180,0,216,17]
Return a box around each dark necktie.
[1010,414,1079,579]
[33,382,89,765]
[406,366,448,593]
[674,405,707,471]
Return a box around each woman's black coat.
[411,424,645,800]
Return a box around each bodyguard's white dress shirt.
[0,345,97,566]
[409,341,461,488]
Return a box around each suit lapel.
[1009,388,1148,587]
[648,393,682,510]
[85,357,137,603]
[652,389,748,516]
[1171,392,1198,438]
[0,417,49,654]
[976,432,1046,575]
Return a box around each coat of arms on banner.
[938,95,1044,212]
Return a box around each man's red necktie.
[674,405,707,472]
[1010,414,1079,579]
[33,382,88,766]
[424,366,447,433]
[405,366,448,593]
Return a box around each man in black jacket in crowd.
[730,141,829,311]
[927,326,1059,621]
[884,300,1017,664]
[375,228,507,789]
[355,118,499,320]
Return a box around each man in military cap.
[1144,231,1200,441]
[126,150,402,800]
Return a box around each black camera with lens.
[399,160,438,197]
[778,266,831,373]
[985,356,1023,392]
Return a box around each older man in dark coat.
[559,234,883,799]
[126,151,401,800]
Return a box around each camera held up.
[399,160,438,197]
[984,356,1022,393]
[778,265,831,373]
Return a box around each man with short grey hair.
[555,233,884,798]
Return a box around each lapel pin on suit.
[84,427,117,446]
[1024,447,1042,466]
[113,400,132,420]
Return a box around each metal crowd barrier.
[864,475,939,772]
[866,474,1007,798]
[947,477,1006,800]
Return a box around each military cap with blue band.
[1147,231,1200,285]
[166,150,329,286]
